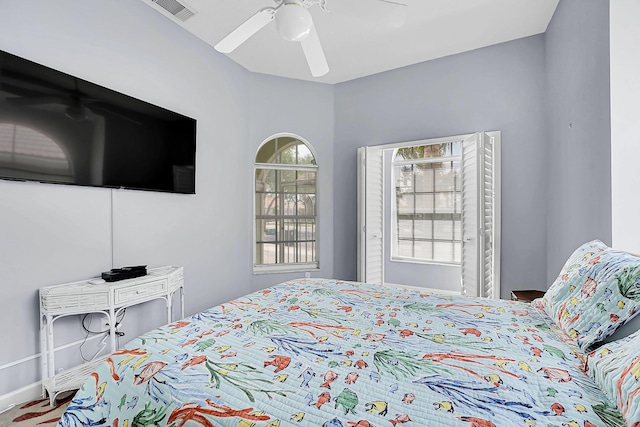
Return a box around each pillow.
[542,240,608,328]
[587,328,640,426]
[542,240,640,350]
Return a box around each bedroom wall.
[0,0,334,401]
[544,0,612,283]
[610,0,640,255]
[333,35,548,298]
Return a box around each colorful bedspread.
[58,279,624,427]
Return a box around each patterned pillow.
[542,240,640,350]
[587,328,640,426]
[543,240,608,311]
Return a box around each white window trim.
[252,133,320,274]
[358,131,500,298]
[390,137,465,266]
[253,262,319,275]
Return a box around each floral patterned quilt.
[58,278,625,427]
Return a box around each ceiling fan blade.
[90,103,143,126]
[214,8,277,53]
[328,0,407,28]
[300,23,329,77]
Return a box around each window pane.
[415,194,434,214]
[275,242,289,263]
[395,165,414,190]
[279,142,297,164]
[453,220,461,240]
[298,241,315,263]
[454,242,462,263]
[256,193,277,216]
[414,164,434,192]
[414,220,433,239]
[256,139,277,163]
[398,240,413,258]
[297,171,316,194]
[397,194,414,215]
[395,147,415,161]
[299,219,316,241]
[297,143,316,165]
[434,193,455,213]
[299,194,316,216]
[280,169,296,192]
[257,243,277,264]
[415,241,433,259]
[256,219,277,242]
[433,242,454,263]
[255,169,276,192]
[451,141,462,156]
[433,220,454,240]
[282,219,296,241]
[398,219,414,239]
[435,163,455,191]
[422,143,449,158]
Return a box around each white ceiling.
[142,0,559,84]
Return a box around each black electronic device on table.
[101,266,147,282]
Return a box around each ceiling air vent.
[151,0,195,21]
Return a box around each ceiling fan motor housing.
[276,2,313,42]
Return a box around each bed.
[57,241,640,427]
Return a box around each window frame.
[390,138,463,266]
[253,133,319,274]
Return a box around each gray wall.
[333,35,549,298]
[0,0,334,396]
[544,0,611,283]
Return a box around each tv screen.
[0,50,196,194]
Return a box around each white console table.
[39,266,184,406]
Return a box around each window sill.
[390,257,460,267]
[253,262,319,275]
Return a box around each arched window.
[254,134,318,273]
[0,123,72,180]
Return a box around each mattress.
[57,278,623,427]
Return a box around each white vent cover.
[151,0,195,21]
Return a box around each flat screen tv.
[0,50,196,194]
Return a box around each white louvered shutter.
[461,135,480,296]
[461,132,500,298]
[357,146,384,285]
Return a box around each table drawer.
[114,279,167,305]
[41,291,110,314]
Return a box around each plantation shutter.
[357,146,384,284]
[461,132,500,298]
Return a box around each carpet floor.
[0,392,74,427]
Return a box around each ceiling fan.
[214,0,408,78]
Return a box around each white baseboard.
[0,382,43,415]
[0,332,107,413]
[383,282,461,295]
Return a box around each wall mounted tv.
[0,50,196,194]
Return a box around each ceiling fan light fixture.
[276,3,313,42]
